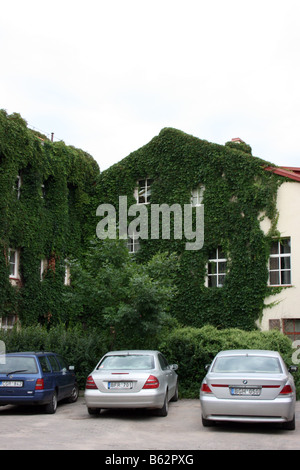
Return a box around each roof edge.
[264,166,300,182]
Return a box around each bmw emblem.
[243,380,248,384]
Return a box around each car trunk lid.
[92,370,152,393]
[206,374,288,400]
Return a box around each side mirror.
[170,364,178,371]
[289,365,298,373]
[205,364,211,372]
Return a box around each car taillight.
[201,383,212,393]
[280,385,293,395]
[85,375,97,390]
[35,378,44,390]
[143,375,159,389]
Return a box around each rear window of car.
[0,356,38,374]
[212,355,283,374]
[98,355,154,370]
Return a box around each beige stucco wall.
[259,181,300,331]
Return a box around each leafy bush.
[0,325,110,388]
[1,323,299,398]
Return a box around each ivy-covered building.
[1,110,300,339]
[96,127,300,336]
[0,110,99,329]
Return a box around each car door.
[38,355,53,392]
[46,354,65,400]
[158,353,177,399]
[55,355,74,398]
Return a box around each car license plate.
[108,382,133,390]
[0,381,23,388]
[230,387,261,396]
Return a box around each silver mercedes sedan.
[84,350,178,416]
[200,350,297,430]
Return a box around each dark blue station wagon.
[0,352,79,413]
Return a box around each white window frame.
[0,315,17,331]
[8,248,20,279]
[207,246,227,288]
[40,259,48,280]
[268,238,291,286]
[64,260,71,286]
[135,178,154,204]
[191,185,205,207]
[14,174,22,200]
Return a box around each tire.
[87,407,101,416]
[45,391,58,414]
[157,392,169,417]
[170,381,179,402]
[202,415,215,427]
[67,383,79,403]
[283,414,295,431]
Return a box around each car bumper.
[200,395,295,423]
[0,390,54,406]
[84,389,165,410]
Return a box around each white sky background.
[1,0,300,171]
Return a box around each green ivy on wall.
[96,127,284,330]
[0,112,286,331]
[0,110,99,325]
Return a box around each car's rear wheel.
[202,415,215,427]
[283,414,295,430]
[157,392,169,417]
[67,384,79,403]
[45,391,58,414]
[87,407,101,415]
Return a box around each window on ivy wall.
[40,259,48,280]
[283,319,300,342]
[269,238,291,286]
[14,174,22,200]
[136,179,154,204]
[191,185,205,207]
[0,315,17,331]
[8,248,20,279]
[207,246,227,287]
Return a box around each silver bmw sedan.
[200,349,297,430]
[85,350,178,416]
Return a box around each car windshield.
[0,356,38,374]
[98,354,154,370]
[212,355,283,374]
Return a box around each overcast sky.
[1,0,300,171]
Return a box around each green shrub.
[1,324,299,398]
[0,324,110,388]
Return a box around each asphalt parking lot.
[0,397,300,451]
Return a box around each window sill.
[268,284,293,288]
